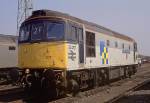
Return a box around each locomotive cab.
[18,10,85,96]
[19,19,68,69]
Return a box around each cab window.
[67,26,78,41]
[19,20,65,43]
[31,22,44,41]
[19,24,30,42]
[47,22,64,40]
[86,31,96,57]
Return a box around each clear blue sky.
[0,0,150,56]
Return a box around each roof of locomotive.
[0,34,17,43]
[28,10,135,42]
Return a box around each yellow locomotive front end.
[19,42,68,69]
[19,18,68,70]
[18,11,71,97]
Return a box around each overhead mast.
[17,0,33,35]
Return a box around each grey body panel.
[0,34,18,69]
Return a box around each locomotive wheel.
[88,71,95,89]
[97,70,103,86]
[133,66,137,74]
[43,69,55,80]
[41,69,57,99]
[97,74,103,86]
[125,68,128,78]
[97,69,108,86]
[103,71,109,84]
[128,68,132,78]
[41,77,57,99]
[68,79,79,96]
[125,68,131,78]
[25,75,41,96]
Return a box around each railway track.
[0,64,150,103]
[107,78,150,103]
[111,79,150,103]
[0,85,24,103]
[0,85,23,96]
[49,64,150,103]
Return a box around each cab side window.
[67,23,78,42]
[71,26,77,41]
[86,31,96,57]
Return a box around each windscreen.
[31,21,44,41]
[19,20,65,42]
[47,22,64,40]
[19,24,30,42]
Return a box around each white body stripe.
[67,28,138,71]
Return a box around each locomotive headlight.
[25,69,30,74]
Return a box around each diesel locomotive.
[18,10,138,96]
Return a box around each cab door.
[67,22,84,69]
[78,28,84,64]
